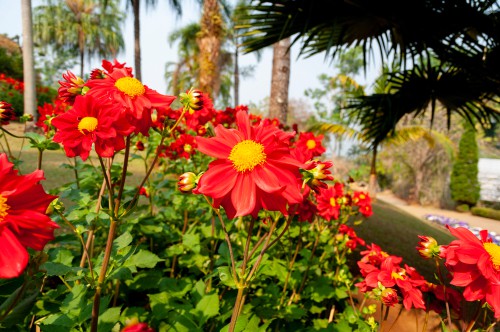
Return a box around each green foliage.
[455,204,470,213]
[0,48,23,80]
[450,122,481,206]
[471,207,500,221]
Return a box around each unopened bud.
[178,172,199,193]
[416,235,441,259]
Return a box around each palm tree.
[197,0,225,99]
[165,23,201,96]
[21,0,37,126]
[33,0,125,78]
[269,37,290,123]
[165,16,241,106]
[237,1,500,136]
[126,0,182,81]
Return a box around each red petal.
[196,136,232,159]
[0,227,29,278]
[236,111,251,139]
[231,173,256,217]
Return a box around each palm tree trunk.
[132,0,142,81]
[21,0,37,128]
[269,37,291,124]
[234,46,239,106]
[368,144,379,199]
[197,0,223,99]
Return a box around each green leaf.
[60,284,87,318]
[0,288,39,328]
[97,306,122,332]
[124,249,163,272]
[113,232,133,251]
[217,266,236,289]
[183,233,200,253]
[41,262,72,276]
[194,292,219,325]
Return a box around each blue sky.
[2,0,379,109]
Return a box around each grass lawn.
[354,199,455,280]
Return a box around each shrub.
[450,122,481,206]
[456,203,470,212]
[471,206,500,220]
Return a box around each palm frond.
[307,122,358,139]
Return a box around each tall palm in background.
[197,0,225,99]
[126,0,182,81]
[33,0,125,77]
[21,0,37,124]
[268,37,290,123]
[237,0,500,139]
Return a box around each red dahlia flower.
[0,154,58,278]
[295,132,326,159]
[194,111,304,219]
[315,183,344,221]
[85,61,175,135]
[52,95,134,160]
[441,226,500,318]
[36,100,69,133]
[58,71,87,105]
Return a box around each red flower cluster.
[356,244,427,310]
[85,61,175,135]
[352,191,373,217]
[338,224,365,249]
[441,226,500,318]
[160,133,197,160]
[0,154,59,278]
[52,59,177,160]
[194,110,304,219]
[0,74,24,92]
[52,95,133,160]
[36,99,69,133]
[315,183,345,221]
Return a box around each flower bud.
[136,141,145,151]
[302,160,334,193]
[381,288,399,307]
[416,235,441,259]
[179,88,207,113]
[0,101,16,125]
[178,172,199,193]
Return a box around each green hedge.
[471,206,500,221]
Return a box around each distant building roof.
[0,34,21,55]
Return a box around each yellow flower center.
[391,271,404,280]
[78,117,98,134]
[228,140,266,172]
[360,194,366,199]
[330,197,337,207]
[306,139,316,150]
[115,77,145,98]
[184,144,192,153]
[0,194,10,222]
[484,242,500,270]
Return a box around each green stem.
[115,136,131,214]
[464,305,482,332]
[204,196,239,285]
[90,219,118,332]
[37,149,43,170]
[56,210,95,285]
[73,157,80,189]
[228,287,245,332]
[98,157,115,217]
[435,258,453,332]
